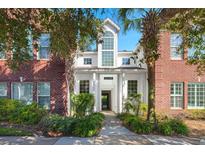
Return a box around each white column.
[118,74,123,113]
[92,72,98,112]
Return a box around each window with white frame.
[84,58,92,65]
[188,83,205,108]
[102,31,114,66]
[38,82,50,109]
[0,52,5,59]
[38,33,50,60]
[128,80,138,96]
[0,83,7,98]
[0,43,6,59]
[170,82,184,108]
[122,58,130,65]
[170,33,183,60]
[80,80,89,93]
[12,83,33,104]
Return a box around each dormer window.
[122,58,130,65]
[102,31,114,66]
[84,58,92,65]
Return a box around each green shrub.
[38,114,76,136]
[0,98,47,125]
[38,112,104,137]
[158,120,173,136]
[71,93,94,117]
[185,110,205,120]
[118,113,153,134]
[169,118,189,135]
[72,113,104,137]
[0,127,33,136]
[158,118,189,136]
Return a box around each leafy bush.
[158,118,189,136]
[72,113,104,137]
[0,98,47,125]
[158,120,173,136]
[118,113,189,136]
[0,127,33,136]
[38,114,76,136]
[38,112,104,137]
[118,113,153,134]
[184,110,205,120]
[71,93,94,117]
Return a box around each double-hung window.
[12,83,33,104]
[84,58,92,65]
[102,31,114,66]
[0,83,7,98]
[122,58,130,65]
[0,43,6,60]
[80,80,89,93]
[37,82,50,109]
[127,80,138,96]
[170,82,184,108]
[38,33,50,60]
[188,83,205,109]
[170,33,183,60]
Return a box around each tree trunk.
[65,57,75,116]
[147,63,156,122]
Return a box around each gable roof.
[103,18,120,32]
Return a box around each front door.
[101,91,111,110]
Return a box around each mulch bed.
[184,119,205,137]
[0,122,43,136]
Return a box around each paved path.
[0,111,203,145]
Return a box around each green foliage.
[0,98,47,125]
[71,93,95,117]
[38,112,104,137]
[185,110,205,120]
[38,114,76,136]
[118,113,153,134]
[118,113,189,136]
[0,127,33,136]
[158,118,189,136]
[123,93,147,117]
[72,113,104,137]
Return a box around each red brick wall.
[0,49,67,115]
[155,31,205,114]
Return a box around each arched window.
[102,31,114,66]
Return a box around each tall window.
[188,83,205,108]
[170,33,183,60]
[102,31,114,66]
[80,80,89,93]
[122,58,130,65]
[170,82,183,108]
[12,83,33,104]
[0,83,7,98]
[38,82,50,109]
[38,33,50,60]
[84,58,92,65]
[128,80,138,96]
[0,52,5,59]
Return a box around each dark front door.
[101,91,111,110]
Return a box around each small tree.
[71,93,94,118]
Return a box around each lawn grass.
[0,127,33,136]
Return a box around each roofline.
[103,18,120,32]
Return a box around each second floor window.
[102,31,114,66]
[0,52,5,59]
[170,33,183,60]
[38,33,50,60]
[122,58,130,65]
[84,58,92,65]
